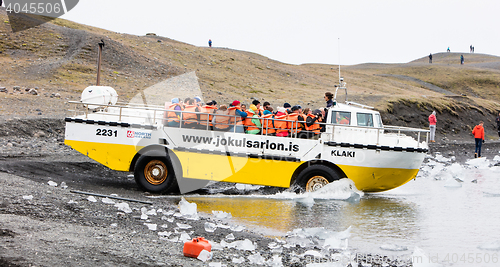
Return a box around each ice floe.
[47,181,57,187]
[87,196,97,202]
[178,197,199,220]
[114,202,132,213]
[204,222,217,232]
[212,210,232,219]
[22,195,33,200]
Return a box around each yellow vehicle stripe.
[64,140,140,171]
[340,164,419,192]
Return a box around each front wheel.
[134,155,179,193]
[295,165,340,192]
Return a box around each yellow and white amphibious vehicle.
[65,80,429,194]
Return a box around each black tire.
[134,155,179,194]
[295,165,340,192]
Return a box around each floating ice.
[47,181,58,187]
[221,239,256,251]
[178,197,199,220]
[197,249,212,262]
[478,240,500,251]
[22,195,33,200]
[110,223,117,227]
[444,177,462,188]
[466,157,490,169]
[114,202,132,213]
[380,243,409,251]
[87,196,97,202]
[235,183,263,191]
[212,210,232,219]
[226,233,235,240]
[230,225,245,232]
[247,252,266,265]
[160,224,168,228]
[60,181,68,189]
[179,232,191,242]
[412,246,443,267]
[102,198,116,204]
[267,255,283,267]
[144,223,157,231]
[232,257,245,263]
[204,222,217,232]
[158,231,171,237]
[176,223,192,229]
[209,262,222,267]
[140,214,148,220]
[494,155,500,161]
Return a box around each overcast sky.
[58,0,500,66]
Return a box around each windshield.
[331,111,351,125]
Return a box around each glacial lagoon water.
[187,155,500,266]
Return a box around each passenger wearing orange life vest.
[300,109,323,138]
[227,100,247,133]
[287,105,306,136]
[165,98,184,127]
[262,106,275,135]
[274,107,289,137]
[182,98,199,128]
[245,104,262,134]
[198,100,217,130]
[214,104,231,131]
[252,100,263,116]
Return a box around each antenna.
[333,38,347,104]
[338,38,341,85]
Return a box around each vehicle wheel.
[134,155,179,193]
[295,165,340,192]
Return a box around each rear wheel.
[134,155,179,193]
[295,165,340,192]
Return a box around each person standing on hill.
[472,121,485,158]
[208,39,212,48]
[429,53,432,63]
[495,112,500,139]
[428,111,437,142]
[460,55,464,65]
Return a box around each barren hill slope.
[1,9,500,140]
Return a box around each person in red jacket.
[472,121,485,158]
[428,111,437,142]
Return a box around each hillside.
[1,9,500,140]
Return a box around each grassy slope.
[1,9,500,138]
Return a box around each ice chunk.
[114,202,132,213]
[87,196,97,202]
[67,200,77,204]
[209,263,222,267]
[209,241,224,250]
[434,154,451,163]
[197,249,212,262]
[248,252,266,265]
[226,233,235,240]
[22,195,33,200]
[110,223,118,227]
[176,223,192,229]
[444,177,462,188]
[146,209,157,216]
[212,210,232,219]
[158,231,171,237]
[140,214,148,220]
[204,222,217,232]
[380,243,408,251]
[466,157,490,169]
[217,223,230,229]
[236,239,256,251]
[140,207,148,214]
[47,181,58,187]
[144,223,157,231]
[179,232,191,242]
[163,210,175,216]
[493,155,500,161]
[60,181,68,189]
[268,242,280,249]
[235,183,263,191]
[178,197,199,220]
[102,197,116,204]
[167,236,179,242]
[311,179,364,200]
[306,262,343,267]
[412,247,443,267]
[232,257,245,263]
[160,224,169,228]
[477,240,500,251]
[267,255,283,267]
[286,236,313,248]
[167,218,174,223]
[230,225,245,232]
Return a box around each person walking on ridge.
[429,53,432,63]
[460,55,464,65]
[495,112,500,139]
[472,121,485,158]
[208,39,212,48]
[428,111,437,142]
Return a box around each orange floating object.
[183,237,212,258]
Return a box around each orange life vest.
[198,105,217,126]
[244,114,260,132]
[305,114,321,133]
[228,106,244,126]
[261,114,276,135]
[214,109,230,129]
[274,114,288,134]
[165,103,183,123]
[182,105,198,124]
[287,113,304,134]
